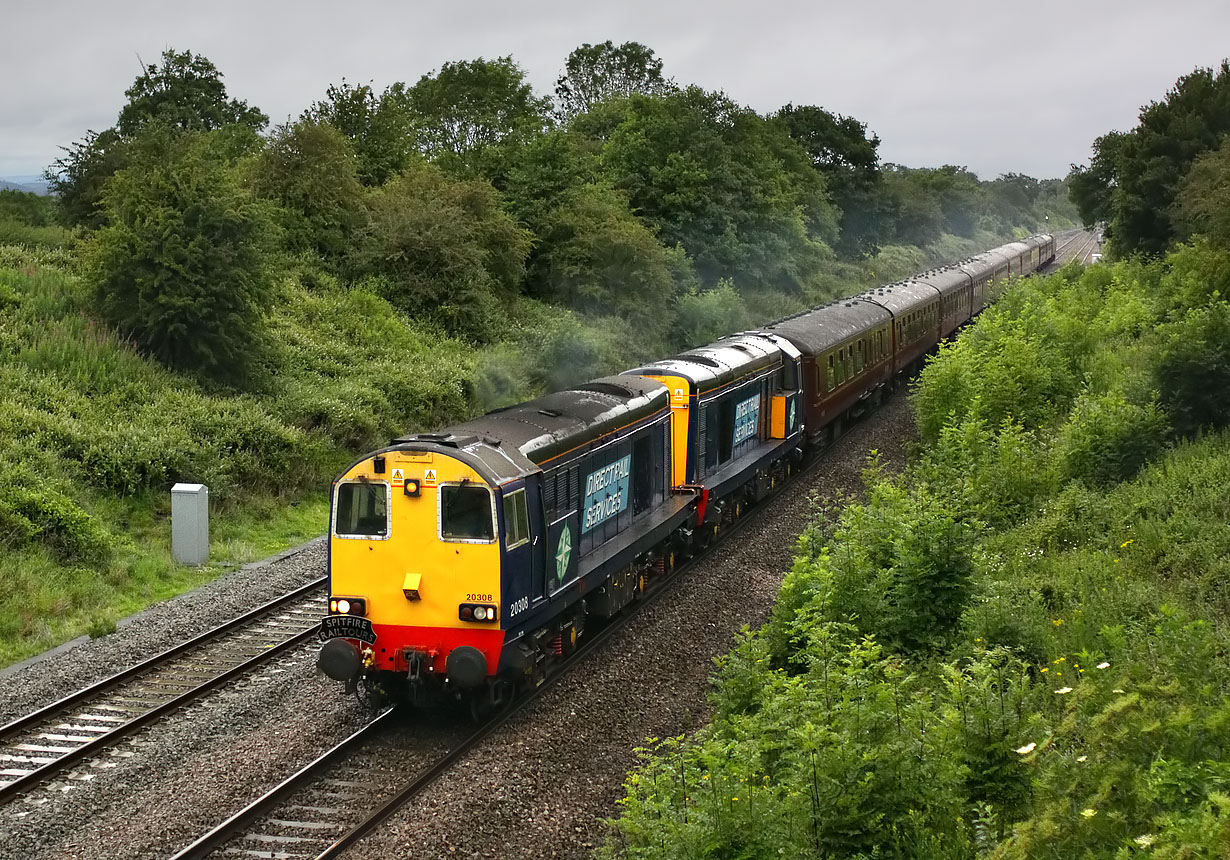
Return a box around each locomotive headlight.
[458,603,497,623]
[329,597,367,616]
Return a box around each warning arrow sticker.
[391,468,405,487]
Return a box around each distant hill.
[0,177,50,195]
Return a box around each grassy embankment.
[603,245,1230,857]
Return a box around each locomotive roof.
[763,297,890,356]
[855,280,940,316]
[623,336,781,394]
[391,375,670,478]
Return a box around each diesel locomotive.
[317,234,1056,710]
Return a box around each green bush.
[1054,391,1170,487]
[671,280,750,349]
[84,126,279,383]
[773,464,973,657]
[0,471,113,563]
[345,161,531,343]
[1153,301,1230,436]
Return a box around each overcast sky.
[3,0,1227,182]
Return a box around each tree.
[1113,61,1230,255]
[252,119,366,259]
[405,57,552,178]
[776,104,884,257]
[46,48,267,229]
[554,41,672,122]
[302,80,418,186]
[345,161,531,342]
[591,86,836,289]
[84,127,278,383]
[117,48,267,136]
[45,128,129,229]
[1066,130,1126,230]
[1173,136,1230,248]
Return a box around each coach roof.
[764,297,890,355]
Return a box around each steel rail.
[0,576,327,805]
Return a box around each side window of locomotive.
[777,359,797,391]
[335,481,390,538]
[503,489,529,549]
[440,484,495,542]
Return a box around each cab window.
[503,489,529,549]
[335,481,389,538]
[440,484,495,542]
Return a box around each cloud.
[3,0,1228,179]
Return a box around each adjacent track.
[1048,229,1099,268]
[0,577,327,807]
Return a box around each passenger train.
[317,235,1056,710]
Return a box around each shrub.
[1152,301,1230,436]
[773,464,974,657]
[345,161,531,343]
[0,471,113,563]
[671,280,750,349]
[84,126,278,384]
[1054,391,1170,487]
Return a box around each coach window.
[334,481,390,539]
[440,483,496,542]
[503,488,529,549]
[826,355,836,391]
[855,340,864,373]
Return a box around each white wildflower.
[1096,661,1110,669]
[1015,742,1036,755]
[1054,687,1073,694]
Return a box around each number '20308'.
[509,596,529,616]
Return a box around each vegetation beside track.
[603,246,1230,858]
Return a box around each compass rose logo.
[555,525,573,583]
[788,399,797,431]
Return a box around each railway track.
[0,578,327,808]
[1048,228,1099,268]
